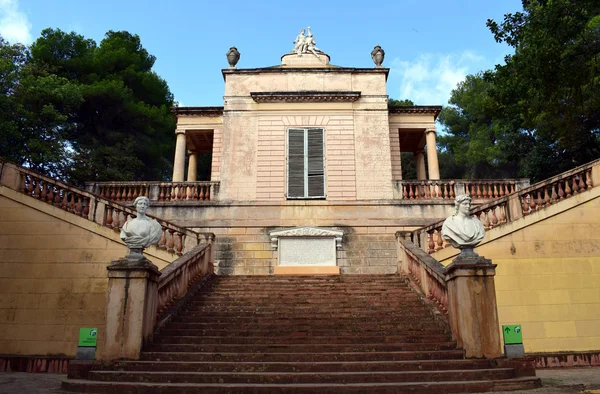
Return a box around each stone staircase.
[63,275,541,393]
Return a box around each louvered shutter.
[287,129,305,198]
[307,128,325,197]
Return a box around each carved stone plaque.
[279,238,336,266]
[269,227,343,267]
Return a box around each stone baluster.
[112,209,120,231]
[490,207,499,227]
[586,169,593,188]
[435,229,444,251]
[158,228,167,249]
[499,204,507,224]
[402,185,408,200]
[167,229,176,253]
[75,196,83,216]
[565,179,572,198]
[186,185,193,201]
[428,230,435,254]
[409,184,415,199]
[104,206,113,228]
[193,185,199,200]
[39,181,48,201]
[572,176,579,194]
[578,174,585,191]
[83,197,90,218]
[176,232,184,255]
[205,184,211,201]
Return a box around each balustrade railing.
[88,181,219,202]
[394,179,529,201]
[397,236,448,316]
[156,242,214,323]
[0,161,206,256]
[410,159,599,254]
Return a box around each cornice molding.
[251,91,361,103]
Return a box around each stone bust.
[441,195,485,251]
[120,196,163,258]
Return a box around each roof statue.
[292,27,323,57]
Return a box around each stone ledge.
[274,266,340,275]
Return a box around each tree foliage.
[0,29,175,183]
[439,0,600,181]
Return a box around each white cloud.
[390,51,486,106]
[0,0,32,44]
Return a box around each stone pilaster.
[103,258,161,360]
[445,256,502,359]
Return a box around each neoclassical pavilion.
[171,50,443,202]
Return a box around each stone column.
[103,258,161,360]
[415,150,426,180]
[445,257,502,359]
[172,130,187,182]
[425,129,440,180]
[187,151,198,182]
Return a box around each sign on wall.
[502,324,523,345]
[78,328,98,347]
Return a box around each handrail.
[393,178,530,200]
[0,160,210,255]
[411,159,600,254]
[155,242,214,328]
[86,181,220,202]
[396,236,448,315]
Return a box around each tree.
[486,0,600,177]
[437,73,528,179]
[388,98,415,108]
[0,29,176,183]
[0,36,83,177]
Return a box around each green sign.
[78,328,98,347]
[502,324,523,344]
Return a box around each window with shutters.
[287,128,325,199]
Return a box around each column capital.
[425,128,437,134]
[175,129,186,135]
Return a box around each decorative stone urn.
[226,46,240,68]
[371,45,385,67]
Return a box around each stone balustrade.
[155,242,214,326]
[0,161,206,256]
[394,179,529,201]
[396,236,448,316]
[87,181,220,202]
[411,159,600,254]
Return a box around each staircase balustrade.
[0,160,205,255]
[394,179,529,200]
[396,236,448,316]
[156,241,214,324]
[411,159,600,254]
[88,181,219,202]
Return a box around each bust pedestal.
[102,257,161,360]
[445,255,502,358]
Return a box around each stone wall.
[196,226,400,275]
[0,188,172,358]
[432,187,600,353]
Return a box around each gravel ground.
[0,367,599,394]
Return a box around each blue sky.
[2,0,522,107]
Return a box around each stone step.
[167,317,440,326]
[157,328,447,337]
[144,342,457,353]
[153,333,451,344]
[87,368,516,384]
[62,376,542,393]
[139,350,466,362]
[110,359,494,373]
